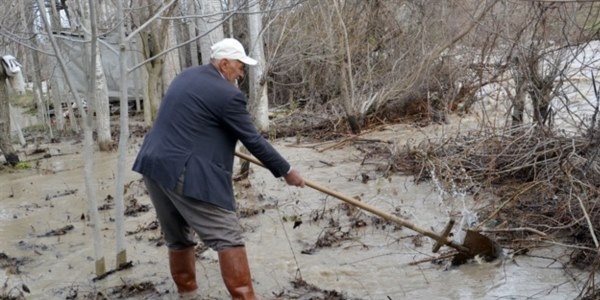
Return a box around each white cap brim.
[239,56,258,66]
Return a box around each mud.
[0,116,591,299]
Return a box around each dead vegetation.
[0,253,30,300]
[379,124,600,297]
[273,278,359,300]
[36,224,75,238]
[63,281,161,300]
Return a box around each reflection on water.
[51,160,64,172]
[0,209,10,221]
[9,105,41,135]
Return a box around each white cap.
[210,38,257,66]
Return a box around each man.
[132,38,304,300]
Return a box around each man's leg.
[143,177,198,298]
[161,189,259,299]
[154,172,266,300]
[168,246,198,297]
[218,246,257,300]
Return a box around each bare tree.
[129,0,179,126]
[50,0,79,131]
[113,0,191,269]
[114,0,130,269]
[35,0,107,276]
[76,0,113,150]
[264,1,499,132]
[0,71,19,166]
[0,2,28,165]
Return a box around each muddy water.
[0,124,589,299]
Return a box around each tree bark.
[0,73,19,166]
[248,1,269,132]
[114,0,129,268]
[144,63,163,124]
[50,77,66,130]
[163,22,180,86]
[187,0,199,66]
[81,1,113,151]
[198,0,224,64]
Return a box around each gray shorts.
[143,175,244,251]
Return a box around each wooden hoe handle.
[234,151,471,254]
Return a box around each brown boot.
[168,247,198,298]
[218,246,258,300]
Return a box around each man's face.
[219,59,246,85]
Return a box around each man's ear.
[218,59,229,71]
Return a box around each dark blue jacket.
[132,64,290,211]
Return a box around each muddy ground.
[0,112,593,300]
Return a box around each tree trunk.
[31,50,49,132]
[339,61,361,134]
[187,2,199,66]
[49,0,62,31]
[163,22,180,85]
[511,71,527,129]
[0,73,19,166]
[84,0,107,276]
[36,0,106,276]
[93,54,113,150]
[114,0,129,268]
[8,104,25,146]
[144,63,163,124]
[81,1,112,151]
[333,1,360,134]
[176,1,192,69]
[19,1,47,128]
[93,55,113,150]
[132,1,179,125]
[50,77,66,131]
[131,35,144,113]
[247,1,269,132]
[198,0,224,64]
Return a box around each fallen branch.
[408,252,457,265]
[37,225,74,237]
[480,227,547,236]
[575,194,599,248]
[317,135,358,152]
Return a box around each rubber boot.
[218,246,258,300]
[169,247,199,299]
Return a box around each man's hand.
[284,169,305,187]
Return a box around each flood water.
[0,120,592,300]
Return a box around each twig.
[275,201,303,281]
[319,160,334,167]
[480,227,547,236]
[408,252,457,265]
[515,236,600,252]
[316,124,388,153]
[537,240,600,252]
[476,181,542,230]
[317,135,358,152]
[92,261,133,281]
[575,194,599,248]
[354,138,392,144]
